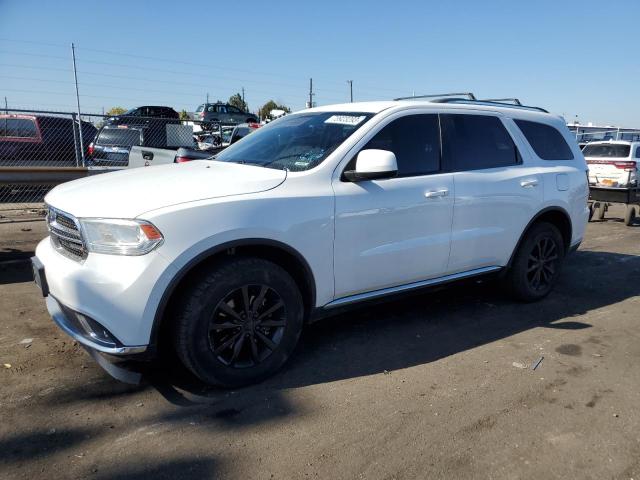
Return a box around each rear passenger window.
[441,114,519,171]
[514,120,574,160]
[363,114,440,176]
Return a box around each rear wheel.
[506,222,565,302]
[591,202,606,221]
[173,257,304,387]
[624,204,637,226]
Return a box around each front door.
[332,113,454,299]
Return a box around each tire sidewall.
[180,259,304,387]
[510,223,565,301]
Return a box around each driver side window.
[359,114,441,177]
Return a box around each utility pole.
[347,80,353,102]
[71,43,85,166]
[307,78,315,109]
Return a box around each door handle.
[142,151,154,161]
[424,189,449,198]
[520,179,539,188]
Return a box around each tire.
[173,257,304,387]
[624,204,637,226]
[592,202,606,221]
[506,222,565,302]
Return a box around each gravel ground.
[1,205,639,479]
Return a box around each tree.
[258,100,291,120]
[228,93,248,113]
[106,106,126,116]
[179,109,190,121]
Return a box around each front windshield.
[214,112,373,171]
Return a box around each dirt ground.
[1,205,639,480]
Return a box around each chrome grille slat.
[47,206,87,261]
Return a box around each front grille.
[47,206,87,260]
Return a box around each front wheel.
[506,222,565,302]
[173,257,304,387]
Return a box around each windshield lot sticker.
[324,115,367,126]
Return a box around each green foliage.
[258,100,291,120]
[106,106,127,116]
[228,93,249,112]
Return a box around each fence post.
[71,112,81,167]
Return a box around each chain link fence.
[1,108,245,206]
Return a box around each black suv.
[195,102,258,129]
[106,106,180,126]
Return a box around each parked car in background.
[88,125,144,167]
[0,114,96,166]
[584,140,640,225]
[35,96,589,388]
[89,121,195,168]
[106,106,180,126]
[195,102,258,129]
[174,123,260,162]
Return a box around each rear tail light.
[586,160,636,170]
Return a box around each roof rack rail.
[480,98,522,105]
[393,92,477,101]
[431,98,549,113]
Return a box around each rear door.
[442,113,543,273]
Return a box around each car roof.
[304,100,560,123]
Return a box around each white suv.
[32,97,589,387]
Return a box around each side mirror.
[343,149,398,182]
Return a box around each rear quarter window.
[514,120,574,160]
[0,118,38,138]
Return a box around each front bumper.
[45,295,147,355]
[35,237,176,347]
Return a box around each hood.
[45,160,287,218]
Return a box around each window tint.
[0,118,38,138]
[441,114,519,171]
[582,144,630,158]
[96,128,142,146]
[363,114,441,176]
[514,120,574,160]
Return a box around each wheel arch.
[507,206,573,268]
[149,239,317,351]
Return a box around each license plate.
[31,257,49,297]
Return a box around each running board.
[323,266,502,309]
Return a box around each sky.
[1,0,639,126]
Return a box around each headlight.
[79,219,163,256]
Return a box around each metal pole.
[70,112,80,168]
[347,80,353,102]
[71,43,85,166]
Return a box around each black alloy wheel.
[526,236,559,293]
[209,284,287,368]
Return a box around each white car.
[584,140,640,188]
[32,96,589,387]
